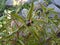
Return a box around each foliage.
[0,0,60,45]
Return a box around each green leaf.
[27,2,34,20]
[17,39,25,45]
[11,13,25,25]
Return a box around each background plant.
[0,0,60,45]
